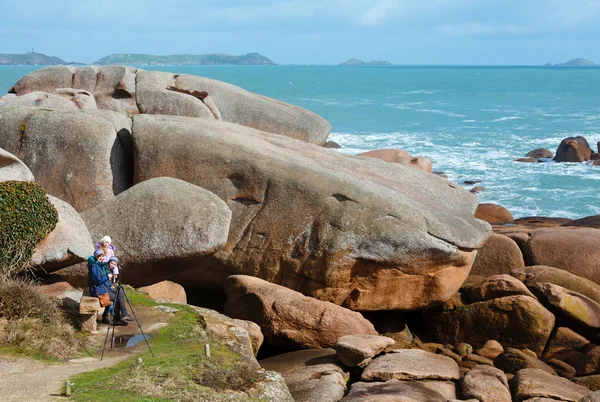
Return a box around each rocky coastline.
[1,65,599,401]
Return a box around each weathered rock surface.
[29,195,93,271]
[544,327,590,358]
[334,334,395,367]
[494,348,556,374]
[554,136,593,162]
[259,348,348,402]
[139,280,187,304]
[0,107,133,211]
[476,340,505,360]
[563,215,600,229]
[0,147,34,182]
[516,157,540,163]
[475,203,514,224]
[360,349,460,381]
[133,114,490,311]
[341,379,456,402]
[533,282,600,328]
[521,228,600,285]
[426,295,555,355]
[8,66,332,144]
[461,365,511,402]
[462,274,535,303]
[470,233,524,277]
[0,90,97,111]
[512,368,591,402]
[512,266,600,305]
[526,148,553,159]
[357,148,432,172]
[580,391,600,402]
[58,177,231,283]
[224,275,377,349]
[575,376,600,392]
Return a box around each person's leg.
[108,290,121,321]
[115,287,129,319]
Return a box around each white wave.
[490,116,524,122]
[462,119,476,123]
[393,89,439,95]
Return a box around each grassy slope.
[69,290,263,402]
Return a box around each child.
[108,256,120,283]
[95,236,115,261]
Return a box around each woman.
[87,250,131,325]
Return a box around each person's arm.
[91,265,111,290]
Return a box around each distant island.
[93,52,277,65]
[340,58,391,66]
[545,58,597,67]
[0,52,70,65]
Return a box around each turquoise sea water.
[2,65,600,219]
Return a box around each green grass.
[69,290,265,402]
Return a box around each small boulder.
[512,368,591,402]
[544,327,590,359]
[138,281,187,304]
[426,295,555,355]
[515,157,540,163]
[29,195,93,271]
[470,186,484,193]
[533,282,600,329]
[323,141,341,149]
[580,346,600,376]
[547,358,577,378]
[511,266,600,305]
[360,349,460,381]
[494,348,556,375]
[574,376,600,392]
[470,233,524,277]
[475,203,514,224]
[0,148,34,182]
[224,275,377,349]
[259,349,348,402]
[357,148,433,172]
[476,340,505,360]
[341,380,456,402]
[462,274,535,303]
[334,334,395,367]
[526,148,553,159]
[554,136,592,162]
[461,365,511,402]
[522,228,600,286]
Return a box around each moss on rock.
[0,180,58,273]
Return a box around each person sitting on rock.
[95,235,115,262]
[88,250,131,325]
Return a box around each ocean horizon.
[2,64,600,220]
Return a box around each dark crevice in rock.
[112,89,133,99]
[331,193,356,203]
[232,197,261,206]
[110,127,135,195]
[7,86,16,94]
[233,181,272,251]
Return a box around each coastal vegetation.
[0,52,68,65]
[93,52,276,65]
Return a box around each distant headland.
[340,58,391,66]
[545,58,597,67]
[93,52,277,65]
[0,51,77,65]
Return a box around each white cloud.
[436,22,526,37]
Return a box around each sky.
[2,0,600,65]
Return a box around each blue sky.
[2,0,600,64]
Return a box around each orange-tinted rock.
[554,136,592,162]
[139,280,187,304]
[514,217,572,227]
[357,148,433,172]
[470,233,524,277]
[516,157,540,163]
[522,227,600,285]
[543,327,590,359]
[563,215,600,229]
[526,148,553,158]
[462,274,534,303]
[475,203,514,224]
[532,283,600,329]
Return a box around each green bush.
[0,181,58,274]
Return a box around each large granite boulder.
[461,274,535,303]
[0,89,97,111]
[512,368,591,402]
[512,266,600,305]
[259,348,349,402]
[0,107,133,211]
[521,228,600,286]
[58,177,231,284]
[494,348,556,375]
[224,275,377,349]
[544,327,590,359]
[554,136,593,162]
[469,233,524,277]
[341,380,456,402]
[360,349,460,381]
[8,66,331,144]
[133,114,490,311]
[461,365,511,402]
[139,280,187,304]
[426,295,555,355]
[0,147,34,182]
[29,195,93,271]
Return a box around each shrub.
[0,276,62,323]
[0,180,59,275]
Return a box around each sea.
[1,65,600,219]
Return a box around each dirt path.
[0,306,170,401]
